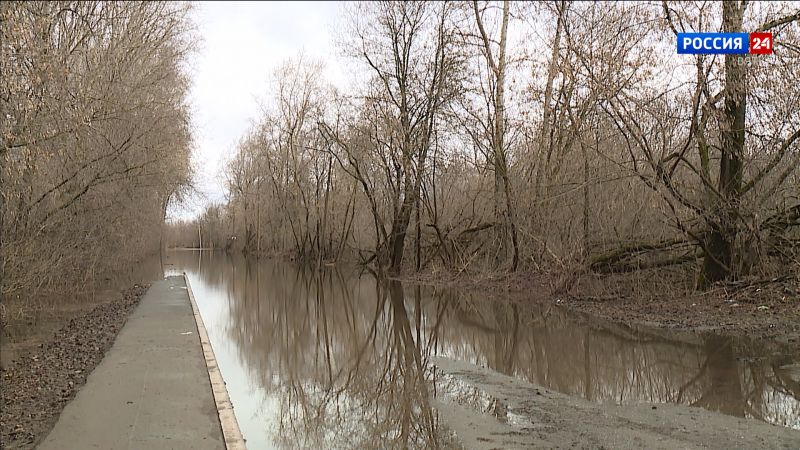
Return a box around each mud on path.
[433,356,800,449]
[0,285,147,449]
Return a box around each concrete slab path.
[39,276,224,450]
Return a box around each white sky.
[174,1,346,220]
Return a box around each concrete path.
[39,276,224,450]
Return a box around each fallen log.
[591,250,701,274]
[589,236,699,274]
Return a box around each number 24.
[753,37,772,50]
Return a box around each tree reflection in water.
[172,251,800,448]
[222,258,458,448]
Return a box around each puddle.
[433,368,538,430]
[163,250,800,448]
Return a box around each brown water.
[163,250,800,448]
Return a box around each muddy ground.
[433,356,800,449]
[563,275,800,346]
[0,285,147,449]
[399,268,800,348]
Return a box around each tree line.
[170,1,799,287]
[1,2,194,307]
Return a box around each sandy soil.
[0,285,147,449]
[433,356,800,449]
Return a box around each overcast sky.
[173,1,345,220]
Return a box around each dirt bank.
[562,275,800,346]
[398,269,800,346]
[433,356,800,449]
[0,285,148,449]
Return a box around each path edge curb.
[184,273,246,449]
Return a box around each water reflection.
[166,251,800,448]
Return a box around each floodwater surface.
[163,250,800,448]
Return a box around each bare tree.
[167,0,800,294]
[2,1,194,305]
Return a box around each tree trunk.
[475,0,520,270]
[535,0,566,193]
[703,1,746,285]
[582,139,590,253]
[415,190,421,271]
[256,177,261,255]
[389,178,416,274]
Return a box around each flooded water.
[163,250,800,448]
